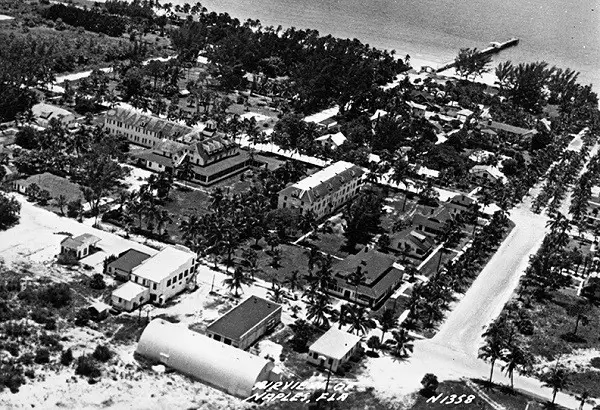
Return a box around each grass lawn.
[251,243,311,285]
[304,215,365,259]
[162,186,211,242]
[381,193,419,232]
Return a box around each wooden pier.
[436,38,519,73]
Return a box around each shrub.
[34,348,50,364]
[0,364,25,393]
[39,283,72,308]
[74,308,90,327]
[590,357,600,369]
[31,308,53,325]
[75,355,101,378]
[39,333,62,351]
[60,348,73,366]
[90,274,106,290]
[19,353,34,366]
[420,373,439,398]
[92,345,112,363]
[57,252,79,266]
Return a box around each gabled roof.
[406,101,427,111]
[405,230,435,251]
[155,139,187,154]
[112,281,148,302]
[104,107,192,139]
[132,245,195,282]
[335,247,397,286]
[309,328,361,360]
[61,233,101,249]
[316,132,346,147]
[470,165,507,183]
[206,296,281,340]
[449,194,475,208]
[479,120,537,136]
[108,249,151,273]
[278,161,364,204]
[370,109,388,121]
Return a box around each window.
[152,283,157,290]
[167,279,171,286]
[178,273,183,280]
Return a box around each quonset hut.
[135,319,280,398]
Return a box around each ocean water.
[169,0,600,90]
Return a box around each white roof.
[132,246,195,282]
[470,165,507,183]
[468,149,494,163]
[370,109,388,121]
[416,166,440,178]
[303,106,339,124]
[407,101,427,111]
[89,301,111,313]
[197,55,209,64]
[31,103,73,120]
[315,132,346,147]
[293,161,356,191]
[136,319,275,398]
[309,328,361,360]
[457,109,474,116]
[112,281,148,302]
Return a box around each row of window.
[165,267,193,287]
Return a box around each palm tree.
[478,329,504,384]
[222,267,252,297]
[502,344,530,389]
[176,158,195,189]
[155,209,173,237]
[268,280,284,303]
[346,304,376,335]
[576,390,590,410]
[55,195,67,216]
[284,270,303,293]
[348,265,366,303]
[305,292,333,328]
[543,365,571,405]
[390,328,414,359]
[378,308,397,341]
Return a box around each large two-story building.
[104,107,253,185]
[277,161,365,219]
[111,245,197,311]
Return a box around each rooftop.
[61,233,101,249]
[15,172,82,201]
[206,295,281,340]
[279,161,364,204]
[31,103,73,122]
[108,249,151,273]
[132,245,195,282]
[112,281,148,301]
[309,328,361,360]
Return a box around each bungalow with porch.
[60,234,101,260]
[469,165,507,187]
[413,206,452,237]
[389,229,435,259]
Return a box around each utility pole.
[324,359,334,392]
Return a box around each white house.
[60,234,101,260]
[111,245,197,311]
[31,103,76,128]
[307,328,361,372]
[315,132,346,149]
[277,161,365,219]
[469,165,507,186]
[456,109,474,123]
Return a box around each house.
[446,194,476,217]
[328,247,404,308]
[409,90,434,105]
[111,245,197,311]
[88,301,111,321]
[406,101,426,118]
[413,206,452,237]
[303,106,340,130]
[415,166,439,180]
[206,296,282,350]
[106,249,151,281]
[103,107,192,149]
[13,172,82,202]
[468,149,494,164]
[278,161,365,219]
[315,132,346,149]
[470,165,507,186]
[60,234,101,259]
[389,229,435,259]
[31,103,76,128]
[136,132,253,186]
[136,319,281,398]
[370,109,388,125]
[307,328,361,372]
[479,119,538,140]
[456,109,474,123]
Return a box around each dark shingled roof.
[207,296,281,340]
[108,249,151,273]
[333,248,403,299]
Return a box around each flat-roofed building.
[111,281,150,311]
[278,161,365,219]
[111,245,197,310]
[307,328,361,372]
[32,103,76,128]
[206,296,281,350]
[106,249,151,281]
